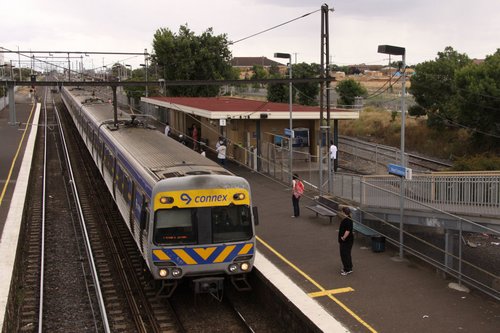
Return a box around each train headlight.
[159,269,168,277]
[228,263,238,272]
[233,193,245,201]
[240,262,250,271]
[160,196,174,204]
[171,268,182,277]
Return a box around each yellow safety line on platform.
[257,236,377,333]
[308,287,354,298]
[0,103,36,207]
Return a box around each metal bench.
[306,196,338,224]
[353,221,377,237]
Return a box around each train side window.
[140,198,149,230]
[115,163,124,193]
[123,174,132,204]
[104,145,113,173]
[97,139,103,158]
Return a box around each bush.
[451,154,500,171]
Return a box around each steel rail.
[53,103,111,333]
[37,87,48,333]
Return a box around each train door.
[138,193,150,254]
[128,181,136,237]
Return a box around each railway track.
[339,135,453,174]
[13,88,105,332]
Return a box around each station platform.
[226,164,500,332]
[0,90,40,330]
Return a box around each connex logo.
[180,193,192,204]
[179,192,228,205]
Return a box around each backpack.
[296,180,304,196]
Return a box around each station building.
[141,96,359,168]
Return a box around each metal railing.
[359,172,500,217]
[329,171,500,300]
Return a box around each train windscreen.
[154,205,253,245]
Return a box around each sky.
[1,0,499,72]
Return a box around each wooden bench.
[306,196,338,224]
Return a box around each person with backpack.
[291,173,304,218]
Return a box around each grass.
[339,107,471,161]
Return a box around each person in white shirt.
[329,140,337,172]
[164,122,170,136]
[216,141,227,165]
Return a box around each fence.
[330,171,500,300]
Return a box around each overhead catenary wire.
[229,9,321,45]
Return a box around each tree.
[123,68,148,101]
[152,25,233,97]
[335,79,367,106]
[409,46,471,128]
[266,64,288,103]
[250,65,267,88]
[454,49,500,150]
[293,62,320,106]
[267,82,288,103]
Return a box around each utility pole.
[320,4,334,194]
[17,46,22,81]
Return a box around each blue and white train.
[61,87,258,296]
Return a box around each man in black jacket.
[338,207,354,275]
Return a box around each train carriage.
[61,87,257,296]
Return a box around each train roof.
[67,88,232,182]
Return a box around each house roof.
[142,96,359,120]
[230,57,284,67]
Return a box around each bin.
[371,235,386,253]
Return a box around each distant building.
[231,57,287,79]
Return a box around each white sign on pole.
[219,119,226,126]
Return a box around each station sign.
[388,164,412,180]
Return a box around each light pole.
[10,60,15,79]
[139,63,148,97]
[17,45,22,81]
[378,44,406,259]
[125,64,131,80]
[274,52,293,184]
[144,48,149,97]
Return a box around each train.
[61,87,258,297]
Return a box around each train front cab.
[148,183,258,297]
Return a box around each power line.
[229,9,320,45]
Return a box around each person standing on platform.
[338,207,354,275]
[216,136,224,150]
[164,122,170,137]
[216,140,226,165]
[329,140,337,172]
[291,174,304,218]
